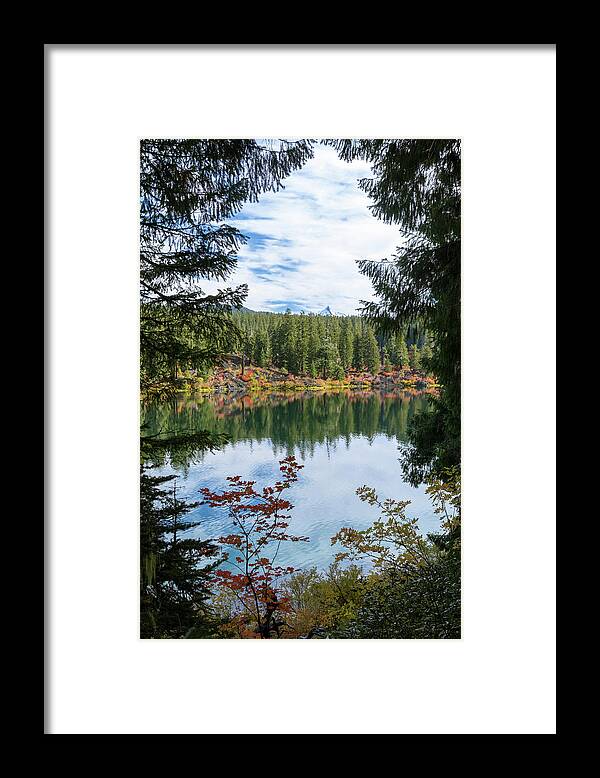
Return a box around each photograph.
[139,138,461,639]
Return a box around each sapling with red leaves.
[200,455,309,638]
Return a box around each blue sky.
[223,144,403,315]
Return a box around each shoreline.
[143,364,439,403]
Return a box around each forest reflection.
[141,389,431,472]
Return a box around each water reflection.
[141,389,438,570]
[141,388,432,472]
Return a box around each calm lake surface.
[141,390,439,571]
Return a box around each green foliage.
[332,363,346,381]
[140,427,228,467]
[420,339,434,373]
[363,328,381,374]
[338,318,355,370]
[409,343,422,372]
[393,333,410,369]
[230,308,430,377]
[325,139,460,484]
[140,466,221,638]
[140,139,314,398]
[282,563,366,637]
[317,335,342,379]
[255,467,462,640]
[382,346,392,371]
[253,327,271,367]
[329,467,461,639]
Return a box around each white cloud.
[223,144,402,315]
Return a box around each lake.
[141,389,439,571]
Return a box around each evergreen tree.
[240,326,255,375]
[383,346,392,372]
[363,328,381,374]
[140,140,314,639]
[140,139,313,397]
[327,139,460,483]
[332,362,346,381]
[352,331,364,370]
[420,339,433,373]
[296,313,309,374]
[409,343,422,372]
[271,309,289,370]
[307,318,321,377]
[338,319,354,370]
[254,327,271,367]
[398,337,410,370]
[318,336,342,379]
[140,467,221,638]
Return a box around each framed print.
[46,44,556,734]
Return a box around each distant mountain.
[236,304,348,317]
[318,305,345,317]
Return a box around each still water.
[141,390,439,571]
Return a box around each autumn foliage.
[200,456,309,638]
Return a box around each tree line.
[231,308,433,379]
